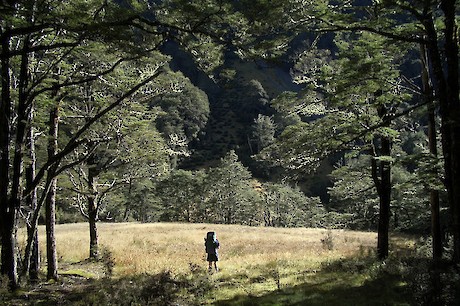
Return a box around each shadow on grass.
[213,256,460,306]
[214,271,411,306]
[2,257,459,306]
[1,271,186,306]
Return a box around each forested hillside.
[165,35,332,198]
[1,0,459,303]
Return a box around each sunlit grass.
[18,222,417,304]
[33,223,377,275]
[28,223,376,299]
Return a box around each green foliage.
[204,150,261,225]
[156,169,207,222]
[251,114,276,154]
[329,155,381,230]
[116,179,164,222]
[152,71,210,160]
[153,151,328,227]
[59,85,169,222]
[262,182,325,227]
[328,133,444,233]
[262,29,412,172]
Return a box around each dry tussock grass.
[33,222,377,278]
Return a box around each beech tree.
[1,0,295,288]
[63,98,168,258]
[329,134,438,233]
[1,0,177,288]
[152,71,210,168]
[262,31,413,259]
[251,114,276,154]
[298,0,460,262]
[155,169,206,222]
[262,182,324,227]
[205,150,261,225]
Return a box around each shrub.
[321,230,334,250]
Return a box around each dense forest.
[1,0,459,300]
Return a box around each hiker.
[205,231,220,272]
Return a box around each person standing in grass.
[205,231,220,272]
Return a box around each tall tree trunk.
[424,1,460,262]
[420,42,443,260]
[372,105,392,260]
[23,2,40,281]
[46,107,59,281]
[440,0,460,263]
[375,140,391,260]
[0,28,18,290]
[428,107,443,260]
[88,200,99,259]
[1,24,32,289]
[87,154,99,259]
[25,108,40,281]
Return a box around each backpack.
[205,232,219,253]
[206,231,215,241]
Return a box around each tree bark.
[87,154,99,259]
[420,42,443,260]
[424,0,460,262]
[440,0,460,263]
[88,200,99,259]
[1,29,18,290]
[372,105,392,260]
[25,108,40,281]
[375,141,391,260]
[46,107,59,281]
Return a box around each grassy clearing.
[34,223,378,276]
[8,222,424,305]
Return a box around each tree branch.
[24,70,163,197]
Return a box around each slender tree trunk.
[372,105,392,260]
[45,174,58,280]
[46,107,59,281]
[25,108,40,281]
[376,140,391,260]
[428,112,442,260]
[88,198,99,259]
[1,25,32,289]
[0,28,19,289]
[88,202,99,259]
[440,0,460,263]
[23,2,40,280]
[421,42,443,260]
[87,154,99,259]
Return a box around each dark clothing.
[207,253,218,262]
[205,239,219,261]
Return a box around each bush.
[320,230,334,250]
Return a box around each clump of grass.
[320,230,334,250]
[0,274,10,295]
[100,246,115,277]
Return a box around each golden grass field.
[30,222,377,276]
[19,223,384,302]
[10,222,422,305]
